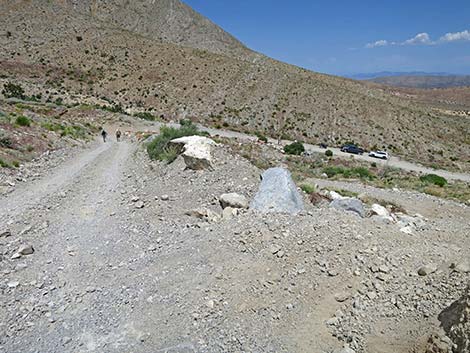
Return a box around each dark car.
[319,143,328,149]
[341,144,364,155]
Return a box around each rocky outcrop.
[427,285,470,353]
[251,168,304,214]
[171,136,216,170]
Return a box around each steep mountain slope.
[54,0,256,59]
[370,75,470,89]
[0,0,469,171]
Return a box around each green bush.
[2,82,25,99]
[420,174,447,187]
[147,122,208,163]
[284,141,305,155]
[15,116,31,127]
[300,183,316,194]
[325,149,333,157]
[256,132,268,143]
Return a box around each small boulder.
[219,193,248,209]
[18,244,34,256]
[370,204,390,217]
[330,198,365,217]
[418,264,438,276]
[222,207,238,220]
[251,168,304,214]
[171,136,216,170]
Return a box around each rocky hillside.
[1,0,469,171]
[54,0,255,59]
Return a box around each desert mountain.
[53,0,255,59]
[0,0,469,170]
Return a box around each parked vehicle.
[369,150,389,160]
[341,144,364,155]
[318,143,328,149]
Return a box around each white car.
[369,151,389,160]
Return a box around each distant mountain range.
[347,72,470,89]
[348,72,454,80]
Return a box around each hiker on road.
[101,129,108,142]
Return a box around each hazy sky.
[184,0,470,76]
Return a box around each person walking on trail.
[101,129,108,143]
[116,129,122,142]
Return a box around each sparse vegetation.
[2,82,26,100]
[325,149,333,157]
[323,166,375,180]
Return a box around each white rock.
[219,193,248,209]
[171,136,216,170]
[329,191,344,200]
[370,204,390,217]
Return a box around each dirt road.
[1,134,469,353]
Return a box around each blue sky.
[184,0,470,76]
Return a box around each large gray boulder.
[250,168,304,214]
[330,198,365,217]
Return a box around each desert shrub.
[0,133,13,148]
[26,145,34,152]
[147,122,207,163]
[135,112,157,121]
[15,116,31,127]
[12,160,20,168]
[420,174,447,187]
[300,183,316,194]
[2,82,25,99]
[323,166,345,178]
[256,132,268,143]
[351,167,375,180]
[284,141,305,155]
[0,158,11,168]
[322,166,374,180]
[325,149,333,157]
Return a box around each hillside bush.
[256,132,268,143]
[300,183,316,194]
[420,174,447,187]
[325,149,333,157]
[284,141,305,155]
[15,116,31,127]
[147,122,208,163]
